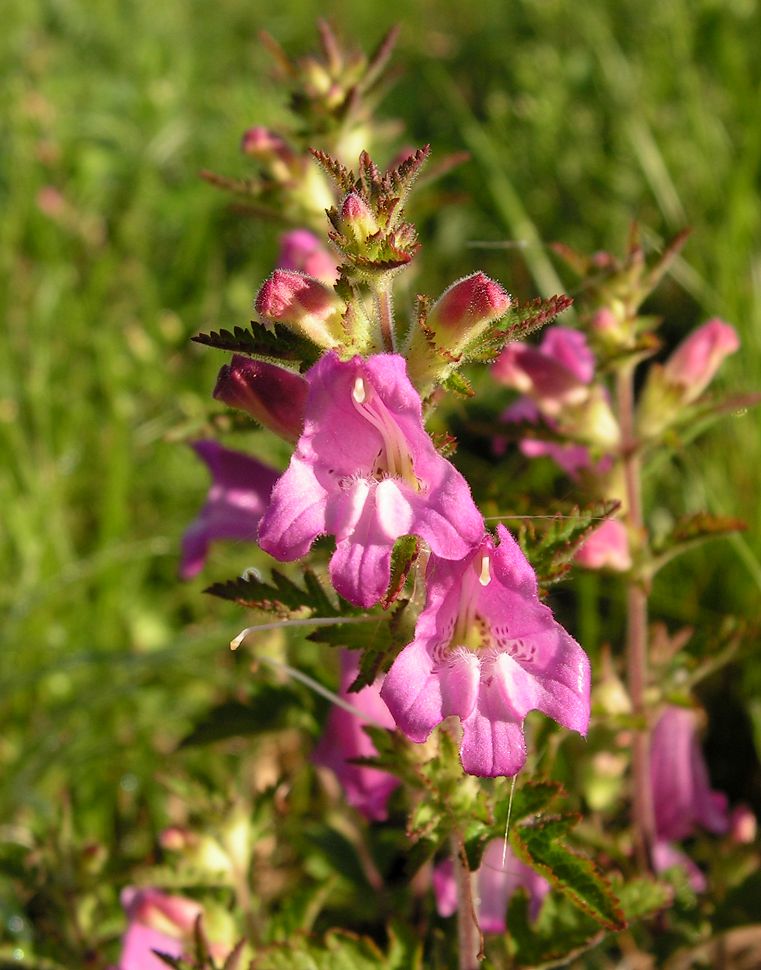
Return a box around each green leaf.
[614,874,671,923]
[465,294,574,363]
[192,323,320,371]
[651,512,747,575]
[512,816,626,931]
[440,369,475,398]
[205,568,341,618]
[505,890,605,968]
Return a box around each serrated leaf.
[205,568,341,618]
[512,816,625,931]
[192,323,320,371]
[310,149,355,195]
[466,294,574,362]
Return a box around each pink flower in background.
[116,888,200,970]
[213,355,308,442]
[650,705,730,890]
[493,326,618,463]
[313,651,399,821]
[662,318,739,401]
[381,525,590,777]
[257,353,484,608]
[650,706,729,843]
[277,229,338,285]
[434,841,550,931]
[574,519,631,572]
[180,440,279,579]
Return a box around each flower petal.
[381,638,443,743]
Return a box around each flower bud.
[638,318,739,437]
[255,269,344,348]
[241,126,298,181]
[214,355,308,441]
[662,318,739,401]
[428,272,512,353]
[277,229,338,285]
[574,519,631,571]
[339,191,379,241]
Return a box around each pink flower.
[662,318,739,401]
[313,651,399,821]
[574,520,631,572]
[650,706,729,843]
[257,353,484,608]
[180,441,279,579]
[493,327,619,458]
[277,229,338,285]
[116,888,200,970]
[380,526,590,777]
[434,841,550,932]
[650,705,729,889]
[213,355,308,442]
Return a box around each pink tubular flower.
[117,888,200,970]
[180,440,279,579]
[434,841,550,931]
[650,705,729,843]
[213,355,308,442]
[313,651,399,821]
[493,326,619,457]
[257,353,484,608]
[381,526,590,777]
[574,519,631,572]
[662,318,740,401]
[650,705,729,890]
[277,229,338,285]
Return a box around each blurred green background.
[2,0,759,904]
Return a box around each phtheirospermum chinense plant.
[111,23,758,970]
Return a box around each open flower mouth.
[351,374,420,488]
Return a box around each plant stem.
[616,365,656,871]
[451,835,481,970]
[377,286,396,353]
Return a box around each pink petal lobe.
[380,638,443,743]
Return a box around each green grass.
[1,0,759,915]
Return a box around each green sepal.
[465,294,574,363]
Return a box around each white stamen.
[352,376,366,403]
[479,554,492,587]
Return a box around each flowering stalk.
[616,361,656,871]
[451,836,481,970]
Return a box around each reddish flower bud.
[213,355,308,442]
[428,272,511,345]
[240,126,298,181]
[255,269,343,348]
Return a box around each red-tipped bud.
[340,191,378,240]
[429,272,511,339]
[277,229,338,285]
[213,355,308,442]
[255,269,343,348]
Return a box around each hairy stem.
[451,836,482,970]
[376,286,396,353]
[616,365,656,871]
